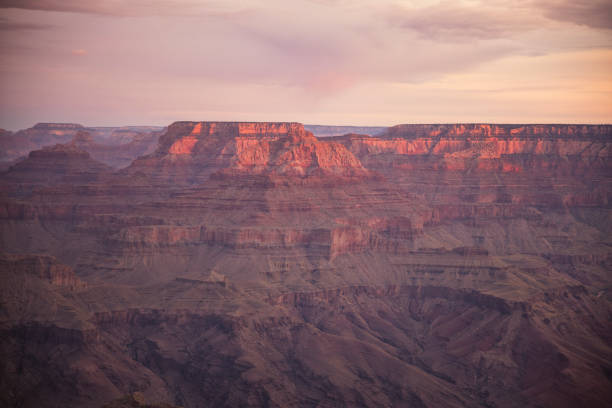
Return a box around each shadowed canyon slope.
[0,123,163,170]
[1,122,611,408]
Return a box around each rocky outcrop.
[381,123,612,139]
[104,212,423,261]
[270,284,520,314]
[1,143,112,194]
[127,122,369,185]
[0,254,86,289]
[0,123,84,163]
[0,322,172,408]
[336,124,612,214]
[340,124,611,167]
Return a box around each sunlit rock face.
[338,124,611,211]
[127,121,369,185]
[341,124,611,162]
[0,122,610,408]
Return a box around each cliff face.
[342,133,610,160]
[382,123,612,139]
[0,254,86,290]
[0,122,610,408]
[0,123,84,162]
[1,143,112,191]
[128,121,369,184]
[337,124,611,213]
[341,124,611,162]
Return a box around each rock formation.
[126,121,369,186]
[1,143,112,196]
[0,122,610,408]
[0,123,163,169]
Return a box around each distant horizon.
[4,120,612,132]
[1,1,610,130]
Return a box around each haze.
[0,0,611,129]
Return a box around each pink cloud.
[0,16,53,30]
[0,0,247,17]
[0,1,610,129]
[534,0,612,29]
[388,1,544,41]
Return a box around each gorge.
[0,121,610,408]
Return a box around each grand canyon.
[0,121,610,407]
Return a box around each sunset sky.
[0,0,611,129]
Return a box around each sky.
[0,0,611,129]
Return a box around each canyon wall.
[0,122,610,408]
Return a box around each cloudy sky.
[0,0,611,129]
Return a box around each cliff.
[340,124,611,160]
[0,253,86,290]
[127,121,369,185]
[380,123,612,139]
[0,123,84,163]
[2,142,112,189]
[337,124,611,211]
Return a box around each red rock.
[127,121,369,185]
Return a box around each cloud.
[0,16,53,30]
[534,0,612,29]
[0,0,247,17]
[388,0,612,42]
[0,0,610,129]
[388,1,544,41]
[0,0,547,94]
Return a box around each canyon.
[0,123,164,170]
[0,122,610,408]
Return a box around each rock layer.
[127,121,369,185]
